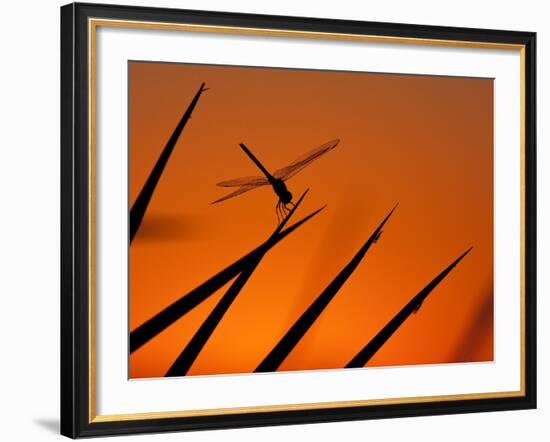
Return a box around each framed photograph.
[60,2,536,438]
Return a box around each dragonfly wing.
[273,138,339,181]
[211,185,259,204]
[216,175,269,187]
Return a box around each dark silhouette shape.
[130,83,208,243]
[346,247,473,369]
[451,285,493,362]
[255,204,398,373]
[130,199,325,354]
[213,139,339,222]
[165,190,310,377]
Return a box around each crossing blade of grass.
[130,83,208,243]
[346,247,472,369]
[255,204,398,373]
[165,190,312,376]
[130,193,324,354]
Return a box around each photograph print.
[128,61,493,379]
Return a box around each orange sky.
[128,61,493,379]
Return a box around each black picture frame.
[61,2,537,438]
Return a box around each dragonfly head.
[280,190,293,204]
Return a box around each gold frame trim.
[87,18,527,424]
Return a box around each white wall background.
[0,0,546,440]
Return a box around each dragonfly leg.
[278,201,289,222]
[275,201,282,224]
[281,204,288,217]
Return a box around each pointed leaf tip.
[458,246,474,261]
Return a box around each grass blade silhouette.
[255,204,398,373]
[346,247,473,368]
[130,197,325,354]
[165,191,310,377]
[130,83,208,243]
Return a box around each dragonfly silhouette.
[213,139,339,221]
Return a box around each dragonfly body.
[271,178,293,221]
[272,178,293,205]
[213,138,339,221]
